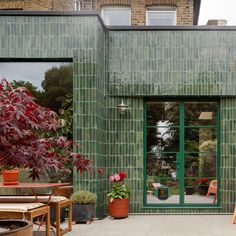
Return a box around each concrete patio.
[43,214,236,236]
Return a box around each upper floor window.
[75,0,81,11]
[146,7,176,26]
[101,6,131,26]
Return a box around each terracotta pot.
[108,198,128,218]
[2,169,20,185]
[0,219,33,236]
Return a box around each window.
[0,62,72,113]
[101,7,131,26]
[145,101,219,206]
[146,7,176,26]
[75,0,81,11]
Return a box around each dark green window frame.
[143,99,221,208]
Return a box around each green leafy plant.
[108,172,129,201]
[71,190,96,205]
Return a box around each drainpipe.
[91,0,94,10]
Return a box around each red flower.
[119,172,127,181]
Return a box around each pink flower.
[109,175,115,182]
[114,173,120,181]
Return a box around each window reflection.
[185,102,217,126]
[147,102,179,126]
[0,62,72,113]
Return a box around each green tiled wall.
[105,29,236,214]
[107,31,236,96]
[0,13,236,216]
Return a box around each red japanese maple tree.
[0,78,90,180]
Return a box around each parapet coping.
[0,10,236,31]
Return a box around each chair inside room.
[207,180,217,197]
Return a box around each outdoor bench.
[0,195,72,236]
[0,202,50,236]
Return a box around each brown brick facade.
[0,0,199,25]
[82,0,197,25]
[0,0,24,10]
[0,0,74,11]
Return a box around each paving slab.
[59,214,236,236]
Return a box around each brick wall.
[53,0,74,11]
[0,0,74,11]
[81,0,194,25]
[24,0,52,10]
[0,0,24,10]
[176,0,193,25]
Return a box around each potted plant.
[108,171,129,219]
[0,78,91,183]
[71,190,96,224]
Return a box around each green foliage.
[71,190,96,205]
[58,94,73,139]
[41,64,73,113]
[108,182,129,200]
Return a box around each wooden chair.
[0,202,50,236]
[232,205,236,224]
[207,180,217,197]
[0,195,72,236]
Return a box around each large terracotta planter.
[108,198,129,219]
[0,219,33,236]
[2,169,20,185]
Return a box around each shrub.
[71,190,96,205]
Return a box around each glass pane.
[184,177,217,204]
[102,7,131,26]
[184,153,217,178]
[185,102,217,126]
[147,102,179,126]
[184,153,217,203]
[147,127,179,152]
[0,62,72,114]
[146,153,179,204]
[185,128,217,152]
[147,11,176,26]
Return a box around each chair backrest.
[53,185,73,199]
[210,180,217,186]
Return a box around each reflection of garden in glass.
[0,62,72,113]
[0,62,74,182]
[147,102,179,126]
[145,101,218,206]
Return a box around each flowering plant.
[108,171,129,202]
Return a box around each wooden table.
[0,182,70,201]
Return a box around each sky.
[199,0,236,25]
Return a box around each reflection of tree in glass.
[199,140,217,177]
[147,102,179,152]
[41,64,72,112]
[11,64,73,113]
[185,102,217,126]
[147,102,179,126]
